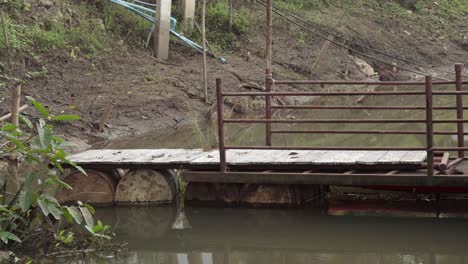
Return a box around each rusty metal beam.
[273,80,455,85]
[455,64,465,158]
[225,146,426,151]
[425,75,434,177]
[222,91,426,96]
[271,105,468,110]
[224,118,427,124]
[270,130,468,135]
[182,171,468,187]
[216,78,227,172]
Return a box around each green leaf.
[92,220,103,233]
[84,203,95,214]
[48,204,62,220]
[37,198,50,217]
[52,115,81,121]
[66,206,82,225]
[19,114,33,129]
[26,96,49,118]
[1,123,17,131]
[45,176,72,190]
[36,119,52,150]
[23,173,36,190]
[79,206,94,228]
[0,231,21,244]
[61,208,73,223]
[3,134,25,150]
[19,190,33,212]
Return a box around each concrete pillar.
[182,0,196,29]
[154,0,172,60]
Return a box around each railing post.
[265,69,273,146]
[455,63,464,158]
[216,78,227,172]
[425,75,434,177]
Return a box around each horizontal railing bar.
[271,130,425,135]
[271,105,468,110]
[272,105,425,110]
[222,91,425,96]
[271,130,468,135]
[224,119,426,124]
[434,147,468,151]
[224,146,427,151]
[433,119,468,123]
[273,80,456,85]
[433,91,468,95]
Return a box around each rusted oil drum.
[116,169,178,204]
[56,169,117,206]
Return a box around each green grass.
[0,0,151,57]
[177,0,259,52]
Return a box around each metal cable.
[257,0,451,80]
[257,0,466,79]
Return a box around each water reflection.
[70,206,468,264]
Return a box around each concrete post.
[154,0,172,60]
[182,0,196,29]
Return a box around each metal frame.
[215,64,467,180]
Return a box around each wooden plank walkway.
[69,149,427,169]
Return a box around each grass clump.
[178,0,259,52]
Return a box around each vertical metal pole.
[265,0,273,146]
[425,75,434,177]
[216,78,227,172]
[265,69,272,146]
[265,0,272,70]
[455,63,464,158]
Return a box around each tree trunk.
[228,0,233,32]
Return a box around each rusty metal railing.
[216,64,467,176]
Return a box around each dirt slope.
[1,0,467,149]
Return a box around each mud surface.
[1,1,467,150]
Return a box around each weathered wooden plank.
[356,151,388,165]
[378,151,413,164]
[314,151,367,165]
[400,151,427,163]
[69,149,427,167]
[69,149,206,165]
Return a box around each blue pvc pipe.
[109,0,226,63]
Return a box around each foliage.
[0,0,112,57]
[0,97,112,252]
[102,4,152,48]
[178,0,259,52]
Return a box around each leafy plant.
[0,97,112,253]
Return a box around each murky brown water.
[77,85,468,264]
[65,206,468,264]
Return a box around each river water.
[76,206,468,264]
[80,86,468,264]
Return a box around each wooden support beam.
[182,0,196,29]
[154,0,172,60]
[0,104,28,123]
[11,84,21,126]
[98,100,115,132]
